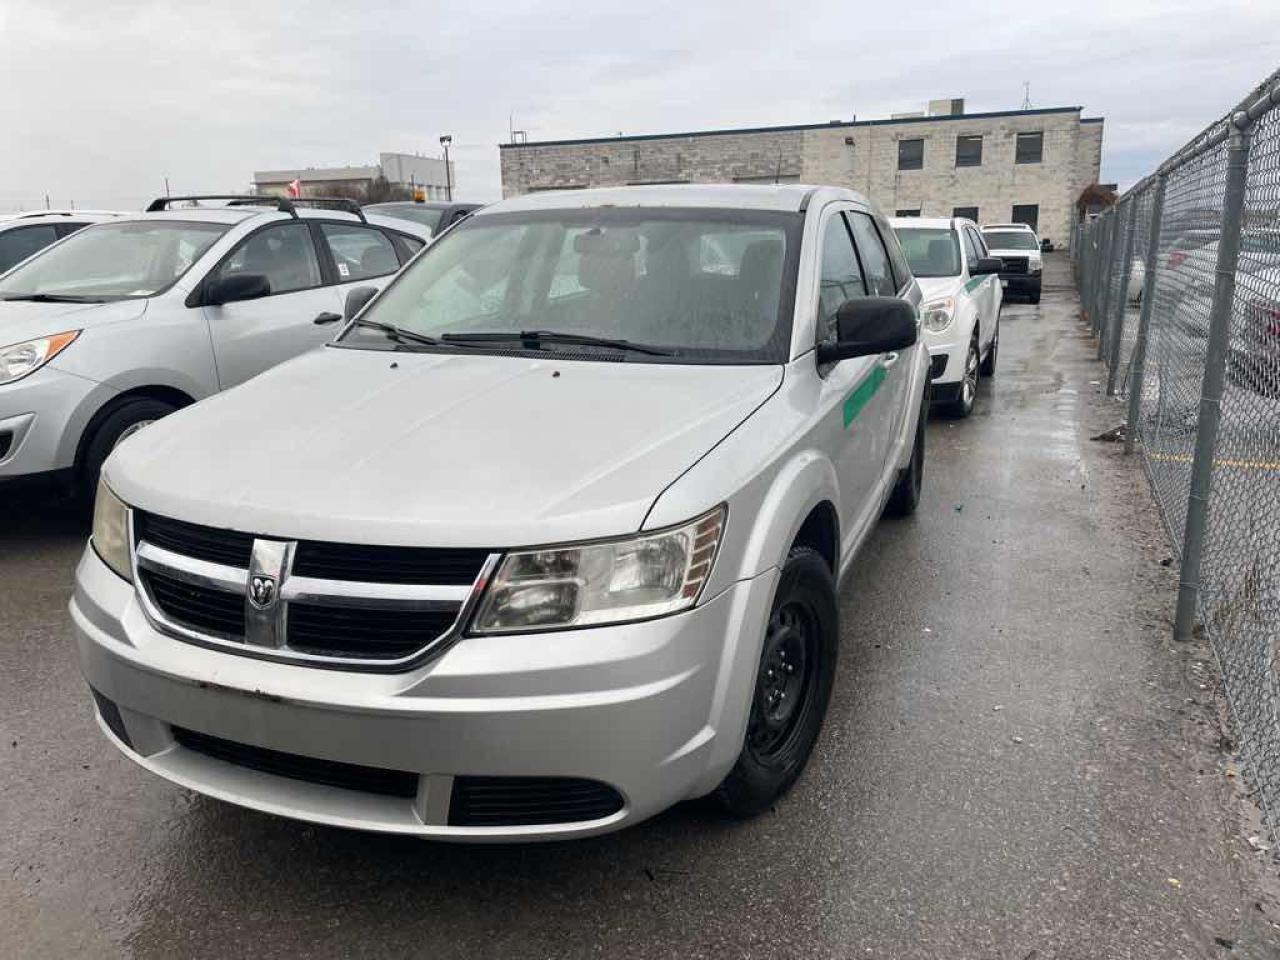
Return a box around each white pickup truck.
[73,184,931,840]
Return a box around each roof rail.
[146,194,368,223]
[146,195,297,216]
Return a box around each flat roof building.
[499,99,1103,246]
[254,152,456,202]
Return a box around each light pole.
[439,135,453,202]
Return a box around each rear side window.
[0,225,59,273]
[846,213,897,297]
[55,222,90,239]
[215,222,321,296]
[817,214,866,342]
[321,224,400,281]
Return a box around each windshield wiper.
[0,293,109,303]
[352,318,443,348]
[441,330,674,357]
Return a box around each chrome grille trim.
[130,513,501,672]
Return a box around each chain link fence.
[1075,68,1280,833]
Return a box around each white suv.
[73,185,930,840]
[980,222,1043,303]
[0,196,431,493]
[0,210,129,274]
[890,217,1002,416]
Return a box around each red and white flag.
[287,179,301,198]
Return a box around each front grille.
[1000,256,1029,275]
[143,570,245,639]
[286,603,459,659]
[448,776,625,826]
[0,430,12,460]
[172,726,419,798]
[137,513,254,568]
[292,541,489,585]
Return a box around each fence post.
[1125,174,1167,455]
[1173,121,1252,642]
[1097,211,1121,358]
[1106,200,1140,394]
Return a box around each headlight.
[92,480,132,582]
[472,507,725,634]
[1029,255,1043,275]
[0,330,80,385]
[921,297,954,333]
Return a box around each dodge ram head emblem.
[249,575,277,609]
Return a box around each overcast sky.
[1,0,1277,211]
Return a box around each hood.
[0,298,147,348]
[107,347,783,547]
[914,276,964,303]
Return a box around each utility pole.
[164,176,171,197]
[44,193,50,210]
[1021,81,1032,110]
[439,135,453,202]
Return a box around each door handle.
[313,312,343,325]
[880,352,900,369]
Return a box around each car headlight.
[0,330,80,385]
[921,297,954,333]
[1029,255,1043,275]
[471,507,726,634]
[92,480,132,582]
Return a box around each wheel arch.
[71,384,196,472]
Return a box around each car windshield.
[895,227,962,277]
[365,204,444,233]
[0,220,227,300]
[339,208,802,364]
[982,230,1038,250]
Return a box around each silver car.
[0,197,431,492]
[73,184,930,840]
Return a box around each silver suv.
[73,185,929,840]
[0,196,431,493]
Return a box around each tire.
[885,389,926,517]
[980,318,999,377]
[714,546,839,817]
[78,397,177,496]
[1029,286,1041,305]
[944,338,980,418]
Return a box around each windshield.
[895,227,962,277]
[982,230,1038,251]
[339,208,801,364]
[365,203,444,233]
[0,220,227,300]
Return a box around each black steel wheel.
[714,545,838,817]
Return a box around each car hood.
[107,347,784,547]
[0,298,147,347]
[915,276,965,302]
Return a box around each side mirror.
[816,297,918,365]
[205,273,270,306]
[972,257,1003,275]
[343,285,378,322]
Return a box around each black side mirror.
[343,285,378,322]
[973,257,1003,275]
[206,273,270,306]
[816,297,918,365]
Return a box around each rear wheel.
[714,546,838,817]
[78,397,177,497]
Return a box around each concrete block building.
[254,152,455,201]
[499,100,1103,246]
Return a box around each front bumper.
[0,365,110,479]
[71,546,777,841]
[999,273,1041,296]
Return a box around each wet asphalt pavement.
[4,255,1280,959]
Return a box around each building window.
[1011,204,1040,231]
[898,138,924,171]
[1016,132,1043,164]
[895,209,921,218]
[955,135,983,167]
[952,206,979,222]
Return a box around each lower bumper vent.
[448,775,625,826]
[171,727,420,798]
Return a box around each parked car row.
[2,181,1031,841]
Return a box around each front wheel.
[78,397,177,497]
[885,388,926,517]
[945,338,980,418]
[980,319,999,377]
[714,546,838,817]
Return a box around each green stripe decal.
[963,275,987,293]
[842,365,887,428]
